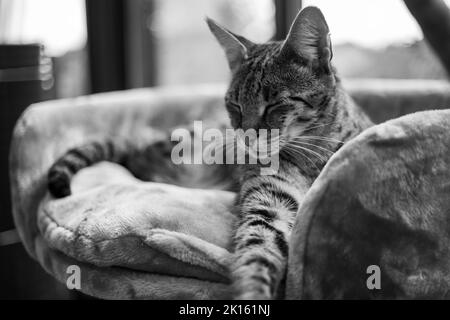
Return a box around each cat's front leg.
[231,175,301,300]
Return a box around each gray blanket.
[10,84,450,299]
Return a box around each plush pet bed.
[10,82,450,299]
[39,162,235,299]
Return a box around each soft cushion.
[38,162,236,284]
[10,86,237,299]
[287,109,450,299]
[10,83,450,299]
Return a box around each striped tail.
[48,139,127,198]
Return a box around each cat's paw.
[233,282,272,300]
[232,263,276,300]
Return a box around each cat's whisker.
[303,121,336,132]
[264,137,282,156]
[288,140,335,155]
[230,135,283,159]
[303,135,344,143]
[292,136,344,144]
[258,144,281,158]
[292,136,343,142]
[282,145,321,172]
[207,140,237,161]
[211,141,234,155]
[285,143,327,162]
[284,145,323,165]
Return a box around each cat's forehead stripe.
[235,43,282,105]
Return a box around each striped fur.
[48,139,125,198]
[48,129,239,198]
[48,135,183,198]
[209,7,373,299]
[48,6,374,300]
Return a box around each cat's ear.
[281,7,332,72]
[206,17,250,71]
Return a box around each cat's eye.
[265,101,285,114]
[226,101,242,128]
[227,101,242,113]
[290,96,315,109]
[296,115,312,122]
[264,102,293,121]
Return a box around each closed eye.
[289,96,315,109]
[227,101,242,113]
[264,101,288,115]
[296,115,312,122]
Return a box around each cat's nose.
[241,117,260,132]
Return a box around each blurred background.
[1,0,449,299]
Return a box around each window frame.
[85,0,302,92]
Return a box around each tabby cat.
[48,6,372,299]
[206,6,372,299]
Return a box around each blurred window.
[151,0,276,85]
[303,0,450,79]
[0,0,89,97]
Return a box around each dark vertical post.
[124,0,157,88]
[0,44,70,299]
[85,0,126,93]
[404,0,450,77]
[274,0,303,40]
[85,0,157,92]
